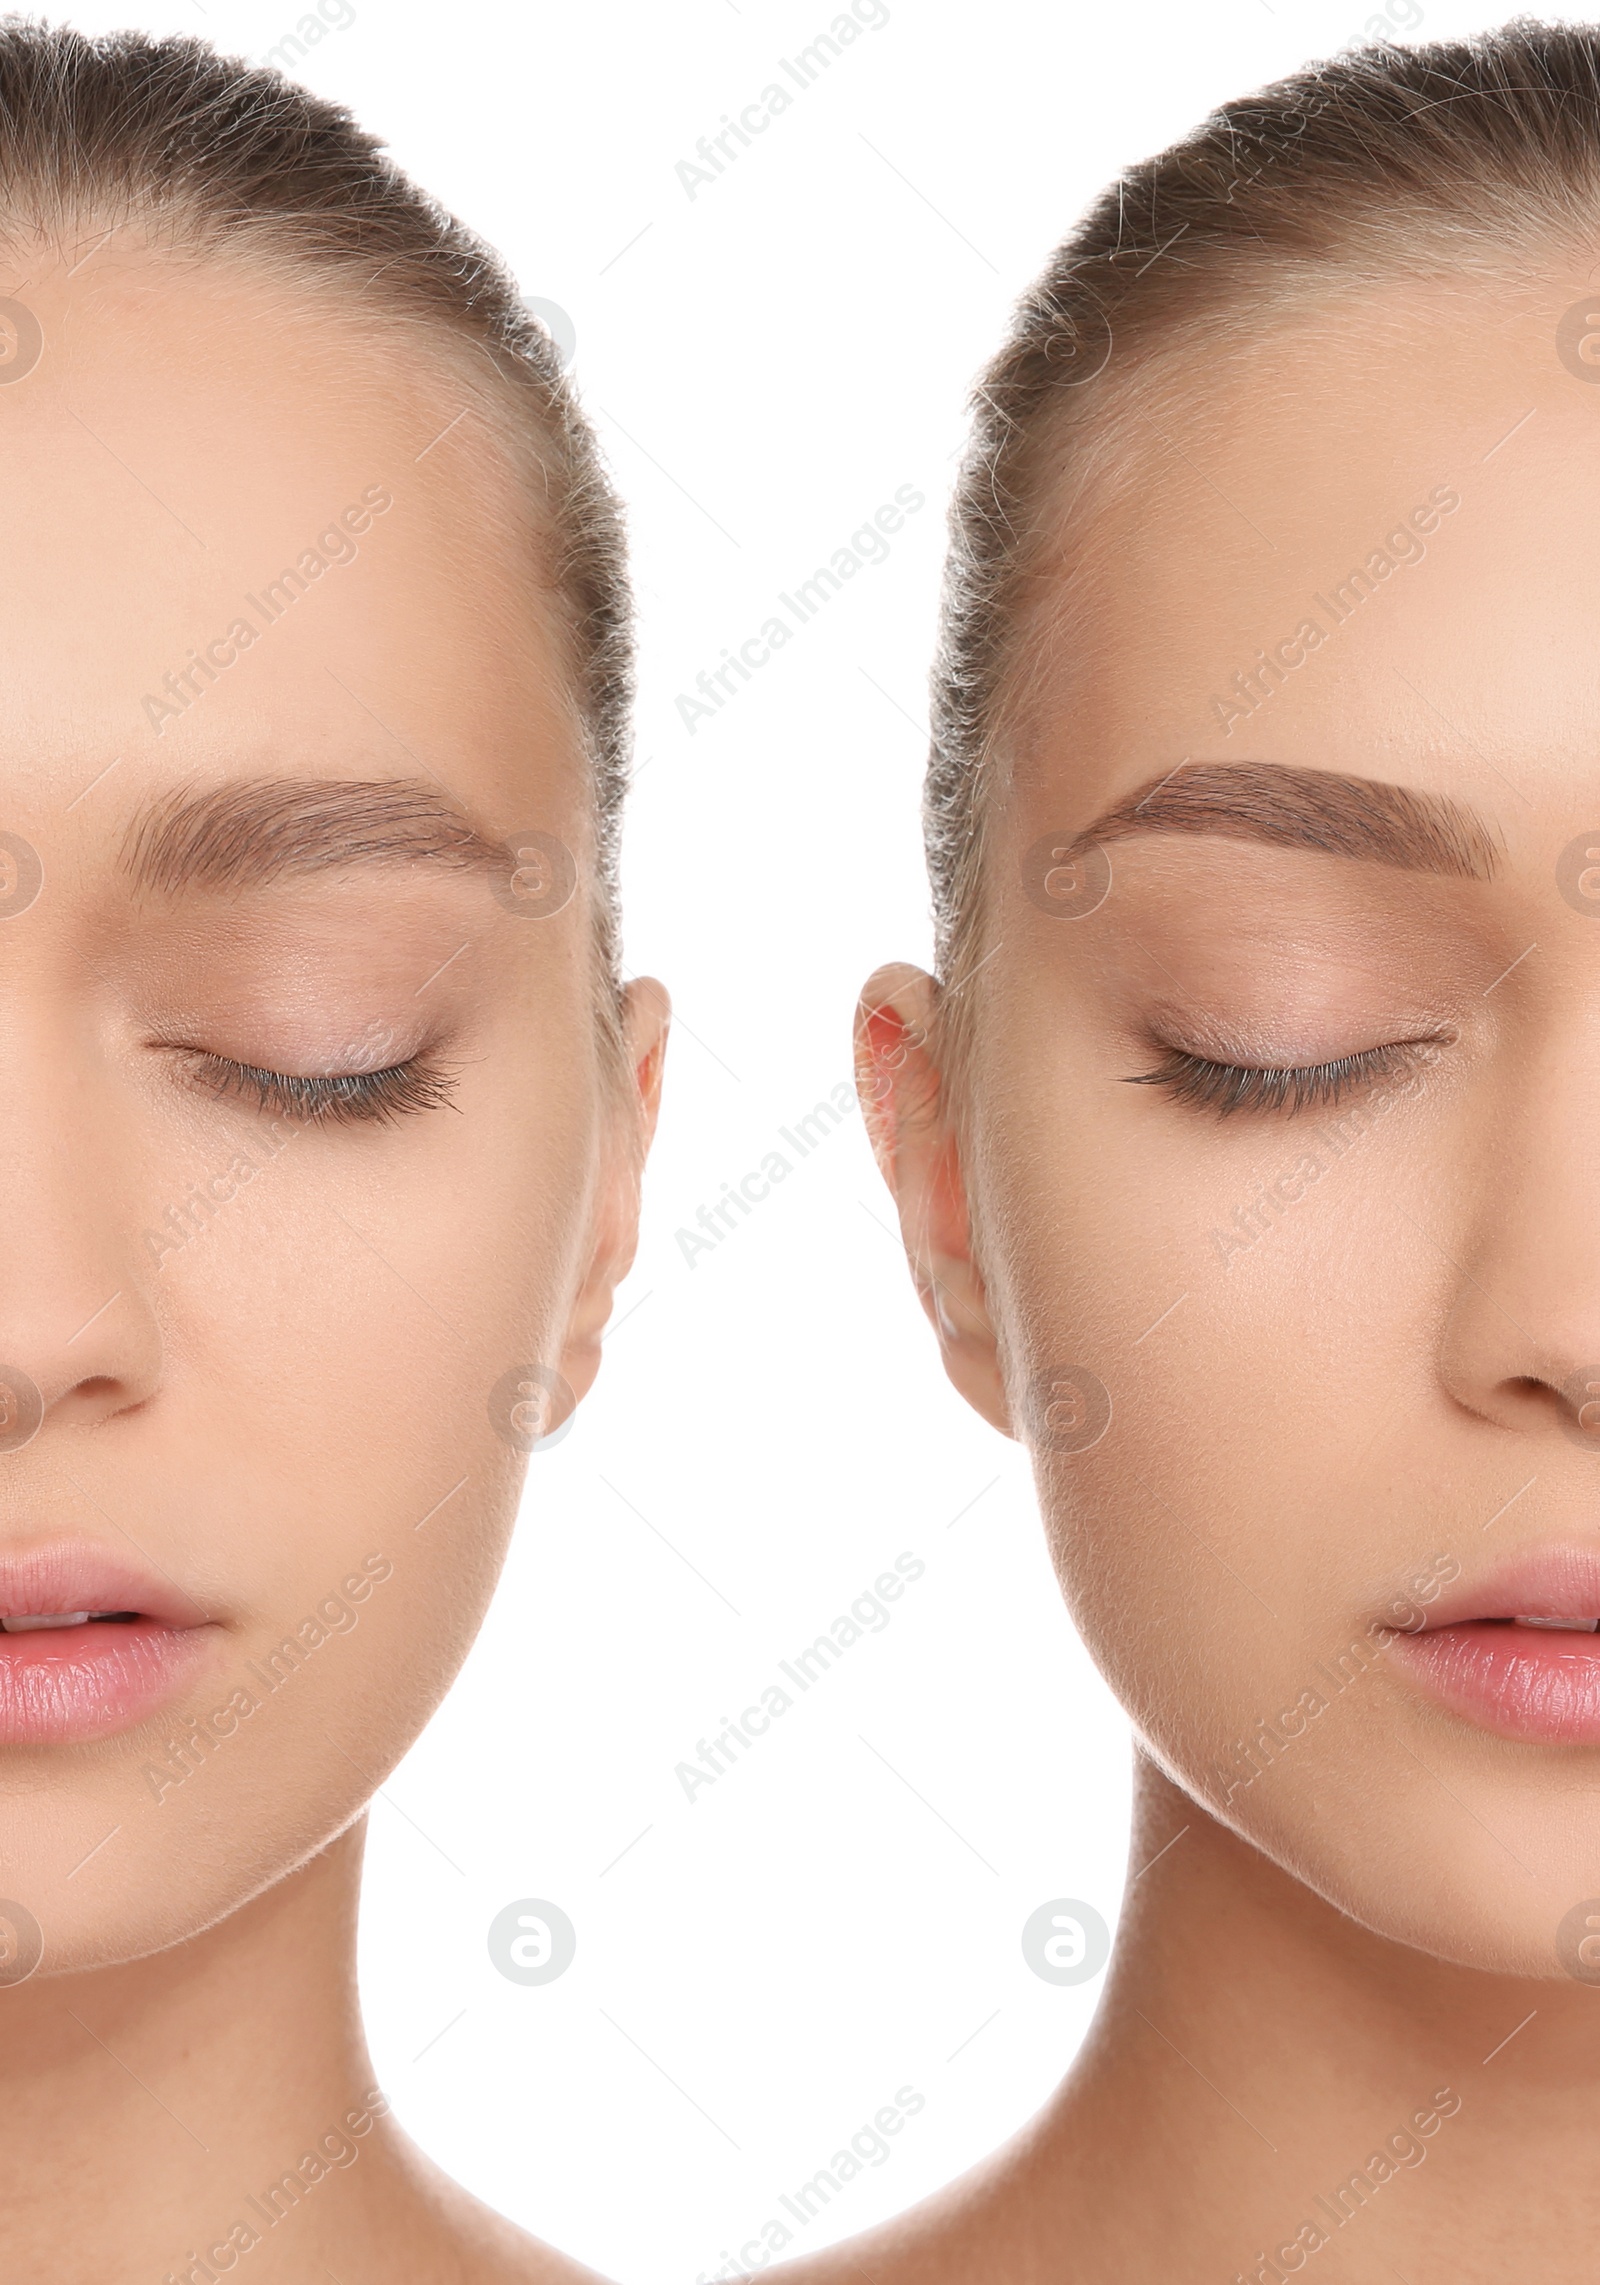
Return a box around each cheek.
[151,1036,593,1492]
[30,1038,598,1972]
[165,1059,591,1654]
[973,1013,1449,1757]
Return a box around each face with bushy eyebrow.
[0,243,663,1971]
[864,272,1600,1975]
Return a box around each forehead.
[0,246,573,841]
[1013,269,1600,854]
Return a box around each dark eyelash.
[1125,1038,1438,1118]
[179,1049,459,1127]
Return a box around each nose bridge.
[0,981,163,1424]
[1437,1029,1600,1416]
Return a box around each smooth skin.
[0,237,663,2281]
[778,269,1600,2281]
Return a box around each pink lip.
[1388,1547,1600,1745]
[0,1543,218,1746]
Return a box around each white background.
[51,0,1594,2277]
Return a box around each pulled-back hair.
[0,17,630,1005]
[927,21,1600,984]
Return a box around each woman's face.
[876,272,1600,1976]
[0,248,658,1973]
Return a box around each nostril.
[50,1374,142,1429]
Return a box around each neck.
[0,1818,449,2282]
[969,1756,1591,2280]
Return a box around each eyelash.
[178,1049,459,1127]
[1125,1037,1441,1118]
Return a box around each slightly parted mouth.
[0,1541,211,1636]
[1371,1553,1600,1645]
[0,1610,141,1632]
[1405,1547,1600,1639]
[1478,1614,1600,1634]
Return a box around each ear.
[556,976,670,1415]
[854,962,1013,1438]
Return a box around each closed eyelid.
[1124,1036,1445,1118]
[175,1048,461,1127]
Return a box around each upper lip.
[0,1542,211,1629]
[1402,1547,1600,1632]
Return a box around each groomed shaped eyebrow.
[122,777,509,894]
[1072,762,1500,880]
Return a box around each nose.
[1436,1027,1600,1451]
[0,1025,162,1447]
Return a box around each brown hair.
[0,20,631,1010]
[927,21,1600,987]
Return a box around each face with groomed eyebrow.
[0,243,665,1998]
[860,267,1600,1983]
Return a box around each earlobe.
[854,963,1015,1440]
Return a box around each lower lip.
[1389,1621,1600,1744]
[0,1618,214,1745]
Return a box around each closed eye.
[175,1048,460,1126]
[1124,1036,1444,1118]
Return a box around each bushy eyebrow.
[1073,762,1500,880]
[122,777,509,894]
